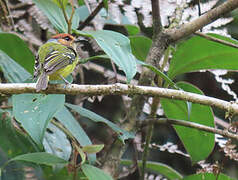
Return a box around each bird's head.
[49,33,76,47]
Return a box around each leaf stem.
[51,119,75,140]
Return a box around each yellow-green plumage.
[38,42,78,80]
[34,38,78,92]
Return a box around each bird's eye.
[64,36,71,41]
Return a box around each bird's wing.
[42,46,77,75]
[33,54,40,79]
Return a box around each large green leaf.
[129,36,152,61]
[9,152,68,166]
[43,123,71,161]
[54,106,96,163]
[33,0,80,33]
[0,150,25,180]
[161,82,215,164]
[41,166,76,180]
[168,34,238,79]
[121,159,183,180]
[183,173,235,180]
[81,164,113,180]
[76,30,137,82]
[125,25,140,36]
[54,106,92,146]
[0,110,37,158]
[0,33,35,75]
[12,94,65,146]
[0,50,31,83]
[65,103,134,143]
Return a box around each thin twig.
[0,105,12,109]
[68,0,75,34]
[5,0,16,31]
[78,1,104,30]
[57,0,73,33]
[141,118,238,140]
[167,0,238,42]
[110,61,118,83]
[132,139,141,177]
[141,97,160,180]
[194,32,238,49]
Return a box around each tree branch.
[140,1,162,179]
[142,118,238,141]
[77,1,104,30]
[194,32,238,49]
[166,0,238,42]
[2,83,238,115]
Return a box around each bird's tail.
[36,72,48,92]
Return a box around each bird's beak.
[74,39,81,43]
[74,37,87,43]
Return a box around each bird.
[34,33,79,92]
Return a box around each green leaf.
[81,164,113,180]
[77,5,90,21]
[12,94,65,146]
[125,25,140,36]
[9,152,68,166]
[103,0,108,11]
[161,82,215,164]
[33,0,80,33]
[82,144,104,154]
[52,0,68,9]
[0,50,32,83]
[54,106,92,146]
[168,34,238,79]
[65,103,135,143]
[129,36,152,61]
[54,106,96,163]
[71,7,81,31]
[137,60,178,89]
[78,0,85,6]
[0,152,25,180]
[183,173,235,180]
[0,33,35,75]
[0,111,37,158]
[121,159,183,180]
[43,123,71,161]
[76,30,137,82]
[33,0,67,32]
[42,166,76,180]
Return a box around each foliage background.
[0,0,238,179]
